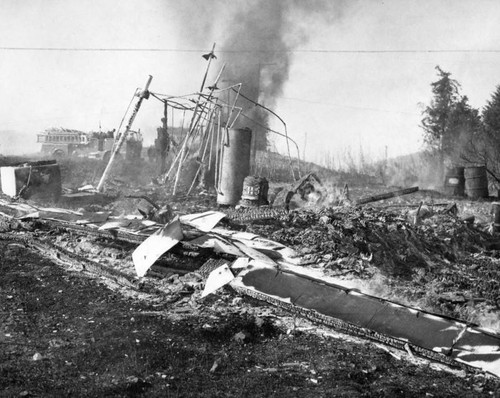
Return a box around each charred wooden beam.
[356,186,419,206]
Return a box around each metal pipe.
[97,75,152,192]
[172,64,226,195]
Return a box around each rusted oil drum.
[240,175,269,207]
[217,128,252,206]
[444,167,465,196]
[464,166,488,199]
[492,202,500,233]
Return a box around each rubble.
[273,172,324,209]
[2,184,500,376]
[2,62,500,379]
[0,160,62,201]
[4,37,500,392]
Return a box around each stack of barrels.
[445,166,489,199]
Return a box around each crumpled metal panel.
[451,327,500,375]
[238,267,500,377]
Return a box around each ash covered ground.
[2,155,500,397]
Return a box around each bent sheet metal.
[230,262,500,377]
[132,217,183,277]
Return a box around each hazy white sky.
[1,0,500,164]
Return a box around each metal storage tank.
[444,166,465,196]
[464,166,488,199]
[240,175,269,206]
[492,202,500,233]
[217,128,252,206]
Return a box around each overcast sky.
[1,0,500,165]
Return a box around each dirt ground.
[2,239,500,397]
[2,156,500,396]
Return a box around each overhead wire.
[278,95,418,116]
[2,47,500,54]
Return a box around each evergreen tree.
[421,66,461,168]
[421,66,484,180]
[483,86,500,145]
[447,96,482,164]
[481,86,500,173]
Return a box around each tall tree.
[421,66,461,172]
[481,85,500,174]
[447,95,482,165]
[483,85,500,134]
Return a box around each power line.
[0,47,202,52]
[1,46,500,54]
[278,96,419,116]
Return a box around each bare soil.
[2,156,500,396]
[2,239,500,397]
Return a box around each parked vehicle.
[37,128,115,158]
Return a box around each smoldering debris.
[3,189,500,376]
[3,41,500,381]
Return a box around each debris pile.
[3,177,500,376]
[2,42,500,387]
[2,183,500,323]
[241,203,500,317]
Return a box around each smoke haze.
[2,0,500,161]
[211,0,346,148]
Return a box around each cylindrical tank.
[240,176,269,207]
[217,128,252,205]
[464,166,489,199]
[444,166,465,196]
[492,202,500,233]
